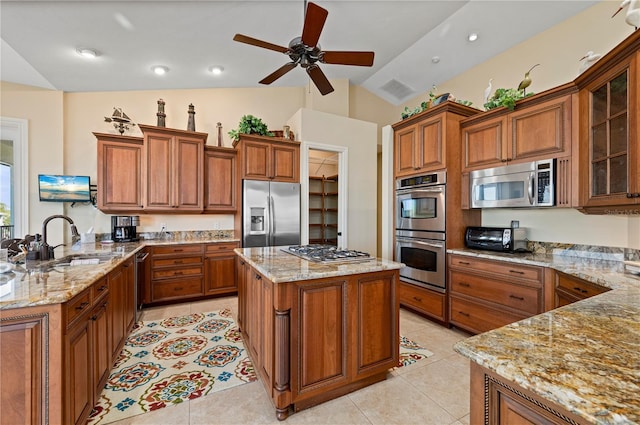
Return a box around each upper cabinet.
[204,146,237,213]
[234,133,300,182]
[575,31,640,213]
[392,102,479,177]
[139,124,206,213]
[460,84,575,172]
[95,132,144,212]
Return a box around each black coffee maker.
[111,215,140,242]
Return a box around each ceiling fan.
[233,1,375,95]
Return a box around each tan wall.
[393,1,639,249]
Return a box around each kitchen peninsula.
[234,246,403,420]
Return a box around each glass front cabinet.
[577,33,639,212]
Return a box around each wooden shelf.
[308,175,339,246]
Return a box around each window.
[0,117,28,239]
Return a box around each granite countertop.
[450,248,640,424]
[235,246,403,283]
[0,236,240,310]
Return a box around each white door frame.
[0,117,29,237]
[301,142,348,248]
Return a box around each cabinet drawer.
[399,281,446,322]
[91,278,110,302]
[555,272,609,300]
[152,256,202,268]
[450,271,541,315]
[153,244,204,256]
[449,255,543,284]
[152,266,203,280]
[205,242,239,254]
[151,277,204,301]
[450,296,525,334]
[65,290,92,327]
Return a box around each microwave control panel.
[536,161,554,206]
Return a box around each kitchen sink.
[51,252,123,266]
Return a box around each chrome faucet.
[40,215,80,261]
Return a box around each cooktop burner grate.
[284,245,372,263]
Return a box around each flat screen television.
[38,174,92,202]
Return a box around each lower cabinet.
[470,362,588,425]
[399,281,447,325]
[448,254,545,334]
[237,260,399,420]
[108,259,135,360]
[204,242,239,296]
[64,278,111,425]
[554,271,610,308]
[149,244,205,304]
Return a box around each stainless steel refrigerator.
[242,180,301,247]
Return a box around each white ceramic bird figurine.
[579,51,603,74]
[612,0,639,29]
[483,79,493,105]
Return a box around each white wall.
[293,108,378,254]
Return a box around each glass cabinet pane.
[610,155,628,194]
[592,85,608,124]
[592,160,607,196]
[610,71,628,116]
[610,113,628,155]
[592,123,607,159]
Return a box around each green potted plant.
[228,114,274,143]
[484,88,534,111]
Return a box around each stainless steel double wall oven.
[395,171,447,292]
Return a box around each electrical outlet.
[160,222,167,231]
[213,222,220,230]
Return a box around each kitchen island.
[234,246,403,420]
[450,249,640,424]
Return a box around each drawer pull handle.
[509,295,525,301]
[255,274,262,280]
[459,311,470,317]
[509,270,525,275]
[240,261,245,265]
[175,260,183,264]
[459,282,470,287]
[91,315,98,321]
[413,296,422,302]
[175,249,184,252]
[458,261,470,265]
[98,285,108,292]
[76,302,90,311]
[174,271,183,275]
[174,287,183,291]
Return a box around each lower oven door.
[395,236,446,292]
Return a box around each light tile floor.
[107,296,473,425]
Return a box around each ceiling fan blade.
[259,62,298,85]
[307,65,334,95]
[301,2,328,48]
[233,34,289,53]
[321,51,375,67]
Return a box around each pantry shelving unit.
[308,174,338,245]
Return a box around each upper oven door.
[470,171,535,208]
[396,185,445,232]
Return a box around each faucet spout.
[40,215,79,261]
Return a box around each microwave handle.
[396,237,444,250]
[527,173,535,205]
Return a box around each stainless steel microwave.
[470,159,555,208]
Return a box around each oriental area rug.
[88,309,433,424]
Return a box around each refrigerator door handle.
[270,195,276,245]
[265,194,271,246]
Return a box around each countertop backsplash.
[527,241,640,262]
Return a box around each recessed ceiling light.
[76,48,98,58]
[468,32,479,42]
[152,65,169,75]
[209,66,224,75]
[431,56,440,64]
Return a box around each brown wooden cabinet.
[204,242,239,296]
[148,244,205,304]
[108,260,135,360]
[470,362,588,425]
[139,124,206,212]
[575,31,640,213]
[95,132,144,212]
[393,102,479,177]
[399,281,447,324]
[237,258,399,420]
[461,87,574,172]
[448,254,545,335]
[204,146,237,213]
[554,271,610,308]
[234,134,300,182]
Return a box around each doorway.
[301,143,348,248]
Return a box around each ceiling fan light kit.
[233,2,375,96]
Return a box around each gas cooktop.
[284,245,372,263]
